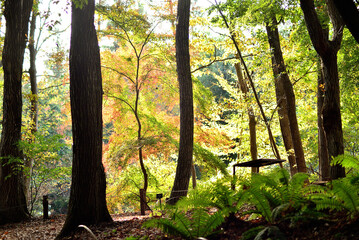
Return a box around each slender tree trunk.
[265,16,307,174]
[135,66,147,193]
[0,0,33,224]
[25,7,39,206]
[215,4,283,164]
[57,0,112,237]
[191,164,197,189]
[300,0,345,179]
[234,60,258,173]
[168,0,176,35]
[168,0,193,205]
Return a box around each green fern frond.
[144,216,191,239]
[332,154,359,170]
[332,179,359,215]
[144,207,225,239]
[192,209,224,237]
[289,173,309,190]
[306,183,328,195]
[311,194,344,212]
[200,211,225,237]
[245,186,273,223]
[275,168,290,186]
[176,189,213,211]
[208,182,242,212]
[252,173,286,202]
[262,190,281,208]
[171,211,193,237]
[193,143,228,176]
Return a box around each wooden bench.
[232,158,285,189]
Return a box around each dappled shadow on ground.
[0,212,359,239]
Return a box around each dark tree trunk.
[332,0,359,44]
[234,61,258,173]
[168,0,193,205]
[321,51,345,179]
[265,16,307,175]
[57,0,112,237]
[0,0,33,224]
[317,57,330,180]
[300,0,345,179]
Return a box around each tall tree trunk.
[0,0,33,224]
[300,0,345,179]
[25,6,39,206]
[317,57,330,180]
[265,16,307,175]
[168,0,193,205]
[234,60,258,173]
[57,0,112,237]
[332,0,359,44]
[322,50,345,179]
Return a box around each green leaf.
[73,0,88,9]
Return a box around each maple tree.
[98,0,182,211]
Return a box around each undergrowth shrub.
[310,154,359,219]
[144,177,242,239]
[241,168,320,239]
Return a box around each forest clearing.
[0,0,359,239]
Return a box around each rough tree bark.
[0,0,33,224]
[317,57,330,180]
[168,0,193,205]
[56,0,112,237]
[265,16,307,175]
[300,0,345,179]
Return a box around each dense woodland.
[0,0,359,239]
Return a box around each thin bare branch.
[38,83,69,91]
[106,94,135,114]
[101,65,135,84]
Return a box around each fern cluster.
[144,158,359,239]
[310,154,359,218]
[310,177,359,218]
[243,169,311,223]
[144,208,224,239]
[144,177,242,239]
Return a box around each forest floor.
[0,212,359,240]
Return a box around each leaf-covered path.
[0,213,165,240]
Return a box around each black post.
[43,195,49,219]
[156,193,163,208]
[232,166,236,190]
[140,189,146,215]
